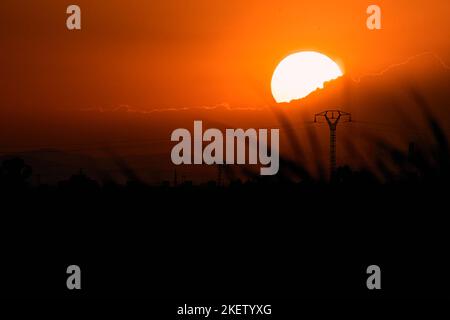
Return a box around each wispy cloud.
[80,102,267,114]
[351,52,450,83]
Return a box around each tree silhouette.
[0,157,32,189]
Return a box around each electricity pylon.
[314,110,352,179]
[217,164,226,187]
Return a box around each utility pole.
[314,110,351,179]
[217,164,226,187]
[173,169,178,187]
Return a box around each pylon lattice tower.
[314,110,352,179]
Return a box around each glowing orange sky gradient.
[1,0,450,183]
[1,1,449,110]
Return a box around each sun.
[271,51,343,103]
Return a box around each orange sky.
[2,0,450,110]
[1,0,450,182]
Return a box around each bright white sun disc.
[271,51,343,103]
